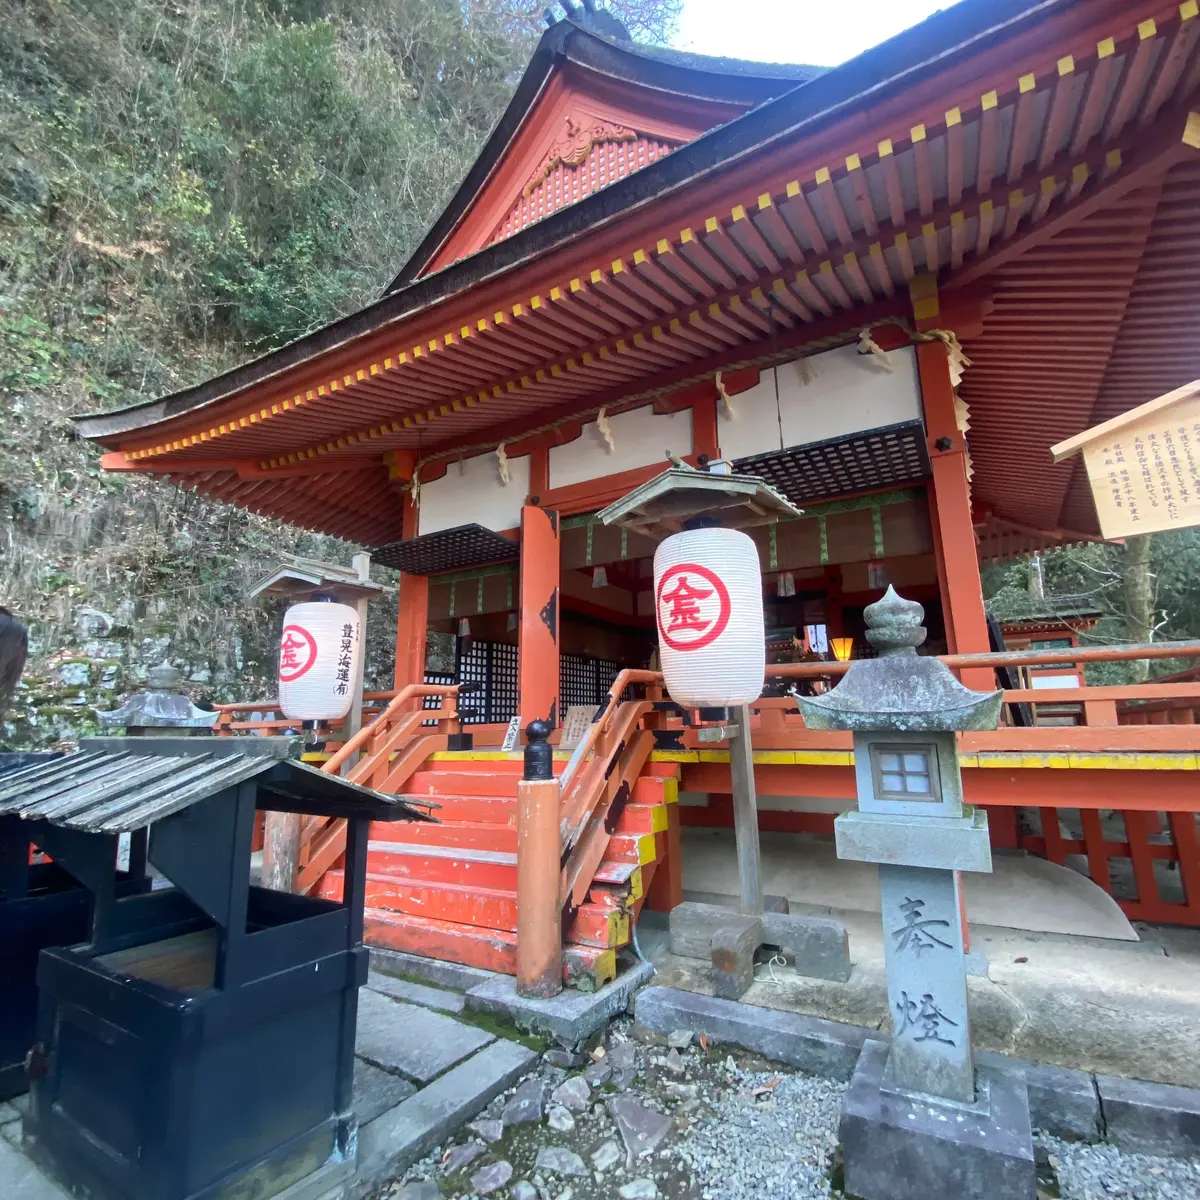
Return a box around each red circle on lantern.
[656,562,732,652]
[279,624,318,682]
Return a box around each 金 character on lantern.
[660,573,714,634]
[280,630,308,671]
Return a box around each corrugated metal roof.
[0,746,431,834]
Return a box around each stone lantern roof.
[797,588,1001,733]
[98,663,219,734]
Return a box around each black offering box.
[0,750,152,1102]
[0,735,430,1200]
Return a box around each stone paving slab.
[0,1136,70,1200]
[366,970,465,1014]
[356,988,493,1083]
[370,947,495,993]
[353,1039,538,1198]
[466,961,655,1046]
[1097,1073,1200,1159]
[635,985,868,1081]
[353,1059,418,1127]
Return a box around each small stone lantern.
[97,664,219,736]
[798,588,1036,1200]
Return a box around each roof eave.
[74,0,1069,447]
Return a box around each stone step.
[364,908,617,987]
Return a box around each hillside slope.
[0,0,678,746]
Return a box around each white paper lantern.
[653,527,765,708]
[278,601,362,721]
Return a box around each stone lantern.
[798,587,1036,1200]
[97,663,218,736]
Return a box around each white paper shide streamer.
[653,527,765,708]
[278,601,362,720]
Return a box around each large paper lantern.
[653,527,765,708]
[278,601,362,721]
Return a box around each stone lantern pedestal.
[799,588,1036,1200]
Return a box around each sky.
[672,0,952,67]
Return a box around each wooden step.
[364,909,617,988]
[385,794,668,836]
[370,820,662,860]
[349,871,629,947]
[405,770,520,798]
[366,841,517,889]
[394,793,517,825]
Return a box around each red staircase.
[306,669,680,990]
[316,755,679,989]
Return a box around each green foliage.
[983,529,1200,683]
[0,0,679,743]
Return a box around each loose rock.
[466,1118,504,1143]
[584,1061,612,1087]
[618,1180,659,1200]
[385,1181,437,1200]
[547,1105,575,1133]
[551,1075,590,1113]
[512,1182,538,1200]
[469,1159,513,1196]
[609,1096,673,1160]
[667,1029,694,1050]
[663,1048,685,1075]
[544,1048,585,1069]
[440,1141,485,1175]
[608,1041,638,1072]
[534,1146,588,1178]
[503,1078,549,1126]
[591,1140,622,1172]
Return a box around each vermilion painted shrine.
[77,0,1200,986]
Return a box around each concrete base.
[678,827,1137,940]
[840,1039,1036,1200]
[711,916,762,1000]
[669,901,851,982]
[465,961,655,1047]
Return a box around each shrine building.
[77,0,1200,984]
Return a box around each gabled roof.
[389,11,823,288]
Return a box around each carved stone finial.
[864,586,927,656]
[523,718,553,781]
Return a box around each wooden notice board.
[1051,381,1200,539]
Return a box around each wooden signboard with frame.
[1051,381,1200,540]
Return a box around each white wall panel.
[715,371,784,460]
[717,344,923,463]
[776,344,921,448]
[549,406,692,490]
[418,451,529,536]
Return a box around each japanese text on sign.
[1083,394,1200,538]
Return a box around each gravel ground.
[675,1062,844,1200]
[375,1017,1200,1200]
[1041,1135,1200,1200]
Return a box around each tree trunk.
[1123,534,1154,682]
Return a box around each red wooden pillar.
[518,505,560,728]
[392,490,428,693]
[911,276,993,692]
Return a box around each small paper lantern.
[831,636,855,662]
[278,601,362,721]
[653,527,765,708]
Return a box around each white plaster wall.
[417,451,529,536]
[548,405,692,490]
[714,371,783,461]
[717,344,922,461]
[777,344,921,447]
